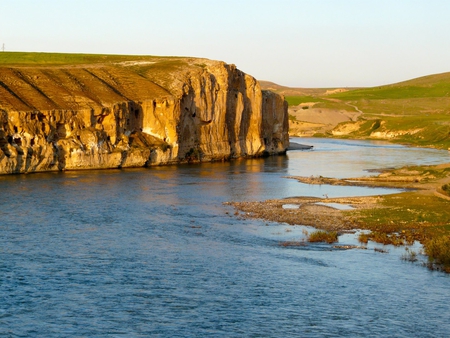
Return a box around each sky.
[1,0,449,88]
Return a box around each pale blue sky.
[1,0,449,87]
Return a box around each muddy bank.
[226,195,381,232]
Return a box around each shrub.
[307,230,338,243]
[358,232,369,244]
[424,236,450,272]
[185,147,202,162]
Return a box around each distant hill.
[280,72,450,149]
[259,80,357,97]
[331,72,450,101]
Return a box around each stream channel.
[1,137,450,337]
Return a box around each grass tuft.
[401,248,419,262]
[307,230,338,243]
[424,236,450,272]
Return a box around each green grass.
[285,95,322,106]
[0,51,150,65]
[0,51,191,67]
[285,95,357,111]
[351,191,450,239]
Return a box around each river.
[1,138,449,337]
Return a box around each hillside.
[0,52,288,174]
[262,73,450,149]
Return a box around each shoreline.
[227,163,450,242]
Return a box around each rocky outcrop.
[0,58,288,174]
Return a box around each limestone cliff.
[0,56,288,174]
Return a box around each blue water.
[1,138,450,337]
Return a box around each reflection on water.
[1,138,450,337]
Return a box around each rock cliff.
[0,56,288,174]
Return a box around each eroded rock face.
[0,59,288,174]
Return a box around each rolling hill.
[262,72,450,149]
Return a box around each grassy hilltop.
[263,73,450,149]
[0,51,182,65]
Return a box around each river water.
[1,138,450,337]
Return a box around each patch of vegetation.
[285,95,321,106]
[441,183,450,196]
[358,231,415,246]
[353,192,450,236]
[351,188,450,272]
[285,95,353,111]
[307,230,338,243]
[401,247,419,262]
[330,72,450,100]
[159,143,172,152]
[424,236,450,272]
[288,114,297,122]
[185,147,203,162]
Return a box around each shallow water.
[1,138,450,337]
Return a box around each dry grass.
[357,231,416,246]
[401,248,419,262]
[424,236,450,272]
[307,230,338,243]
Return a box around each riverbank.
[228,162,450,270]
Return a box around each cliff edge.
[0,54,288,174]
